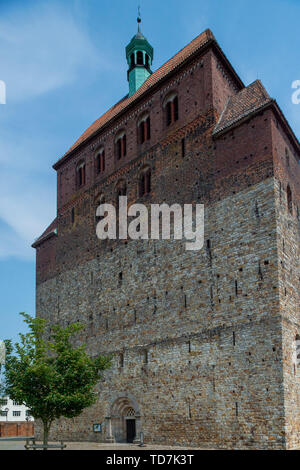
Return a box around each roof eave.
[32,229,57,249]
[271,100,300,156]
[53,36,245,171]
[211,40,244,90]
[212,100,273,137]
[213,99,300,157]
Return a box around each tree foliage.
[2,313,112,445]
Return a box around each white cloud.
[0,123,57,261]
[0,1,106,260]
[0,2,102,102]
[0,220,34,260]
[0,167,56,260]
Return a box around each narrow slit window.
[115,132,127,160]
[181,138,185,158]
[287,185,293,214]
[137,51,143,65]
[139,169,151,197]
[96,149,105,174]
[76,162,86,188]
[139,116,151,144]
[296,335,300,368]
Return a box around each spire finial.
[137,5,141,32]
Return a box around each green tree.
[3,313,111,447]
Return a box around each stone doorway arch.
[106,395,142,443]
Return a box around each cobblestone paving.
[0,440,203,451]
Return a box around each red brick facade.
[33,29,300,448]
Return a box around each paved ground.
[0,439,200,451]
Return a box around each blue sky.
[0,0,299,342]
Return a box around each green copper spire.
[126,12,154,97]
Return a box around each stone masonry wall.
[272,119,300,449]
[36,178,286,449]
[34,37,300,449]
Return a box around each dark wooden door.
[126,419,136,443]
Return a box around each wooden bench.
[25,438,66,450]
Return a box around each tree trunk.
[42,421,50,450]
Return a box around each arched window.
[163,92,179,127]
[115,180,127,209]
[139,168,151,197]
[138,113,151,144]
[131,53,135,67]
[76,161,86,188]
[115,131,127,160]
[287,185,293,214]
[136,51,144,65]
[95,147,105,175]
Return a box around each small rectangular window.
[181,138,185,158]
[143,350,148,364]
[120,353,124,368]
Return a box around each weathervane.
[137,4,141,32]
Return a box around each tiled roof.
[54,29,215,168]
[213,80,272,135]
[32,218,57,247]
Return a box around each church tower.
[126,14,153,97]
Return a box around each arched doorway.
[107,396,141,443]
